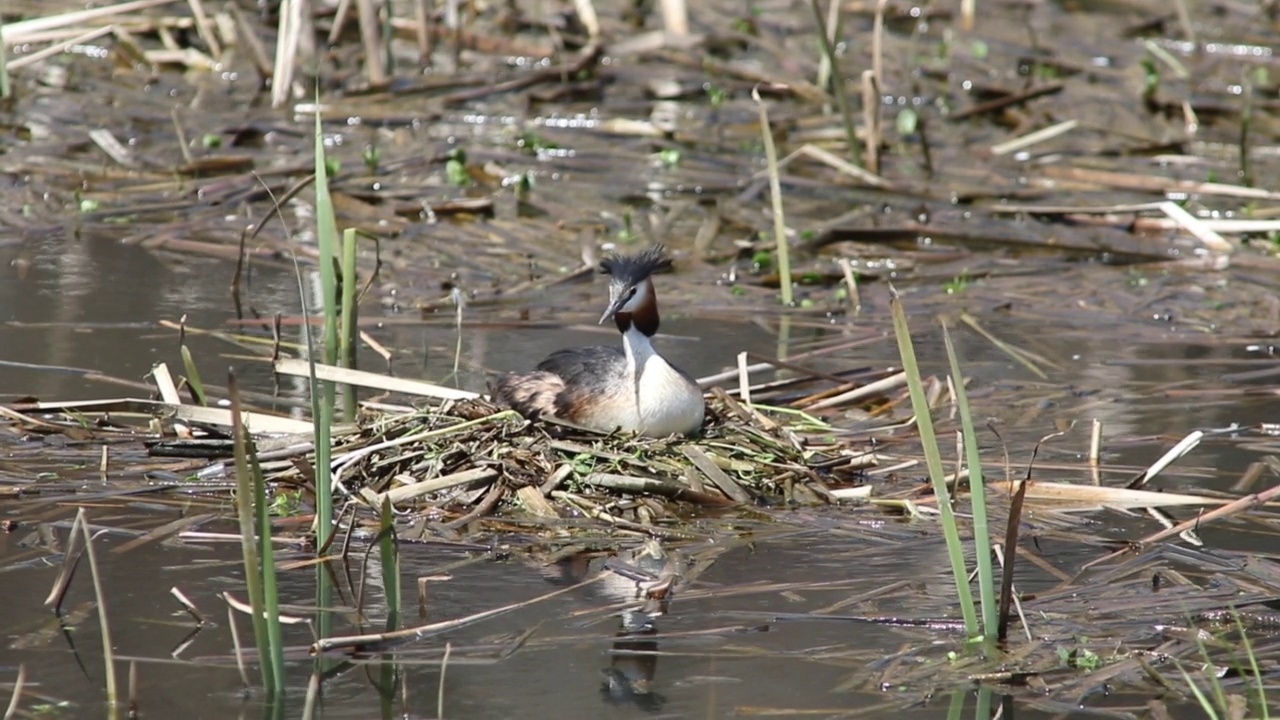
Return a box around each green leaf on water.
[362,144,380,173]
[446,148,471,187]
[897,108,918,136]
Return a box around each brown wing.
[491,371,564,420]
[493,346,627,425]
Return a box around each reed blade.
[889,289,979,638]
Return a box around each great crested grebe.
[493,246,705,437]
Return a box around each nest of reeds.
[266,387,886,543]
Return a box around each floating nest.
[230,388,892,544]
[1,342,929,553]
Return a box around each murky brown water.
[5,223,1272,719]
[8,0,1280,716]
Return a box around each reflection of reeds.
[78,509,119,717]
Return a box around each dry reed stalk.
[659,0,689,36]
[1082,481,1280,571]
[571,0,600,39]
[271,0,303,108]
[3,665,24,720]
[356,0,388,86]
[413,0,432,63]
[185,0,220,57]
[990,119,1079,156]
[860,70,879,174]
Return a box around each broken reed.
[889,289,995,642]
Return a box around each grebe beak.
[599,295,626,325]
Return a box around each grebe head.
[598,246,672,335]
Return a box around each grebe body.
[494,247,705,437]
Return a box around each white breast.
[623,328,705,437]
[635,356,705,435]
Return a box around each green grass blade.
[179,343,207,406]
[945,689,965,720]
[807,0,861,167]
[1173,659,1219,720]
[0,18,10,100]
[1234,613,1268,719]
[250,441,286,697]
[752,88,793,307]
[890,288,978,637]
[309,94,337,649]
[315,102,340,369]
[229,371,273,691]
[339,227,359,419]
[973,686,993,720]
[942,320,997,639]
[379,497,400,633]
[312,99,337,541]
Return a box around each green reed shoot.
[753,88,794,306]
[340,227,359,419]
[377,498,402,715]
[942,320,996,640]
[251,431,285,695]
[1236,613,1270,719]
[0,21,10,100]
[889,288,979,638]
[311,104,337,557]
[945,688,965,720]
[1176,623,1232,720]
[229,371,285,696]
[379,497,401,633]
[807,0,861,168]
[179,343,207,406]
[1175,614,1271,720]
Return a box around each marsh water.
[7,0,1280,717]
[5,230,1280,719]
